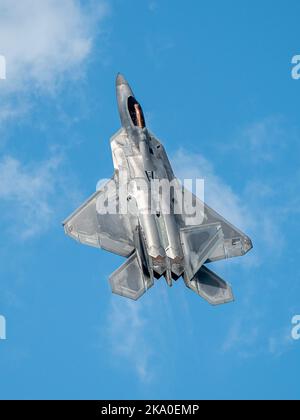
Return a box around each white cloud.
[170,141,297,361]
[227,116,292,164]
[170,122,298,359]
[222,310,295,359]
[171,143,297,266]
[0,0,109,123]
[0,0,108,92]
[148,1,158,12]
[0,151,79,239]
[172,149,253,233]
[105,298,154,383]
[268,328,294,358]
[222,318,260,357]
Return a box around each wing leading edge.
[175,182,253,263]
[63,177,134,257]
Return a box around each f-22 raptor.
[63,74,253,305]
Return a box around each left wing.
[63,177,135,258]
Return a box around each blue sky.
[0,0,300,400]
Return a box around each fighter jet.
[63,74,253,305]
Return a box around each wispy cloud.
[171,131,299,266]
[146,36,175,69]
[0,102,30,125]
[225,115,295,164]
[222,309,295,360]
[222,319,260,357]
[0,0,109,122]
[105,298,155,383]
[268,328,294,358]
[0,0,109,92]
[170,118,299,359]
[221,292,264,359]
[148,1,158,13]
[172,149,253,233]
[0,149,80,239]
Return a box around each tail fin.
[109,251,154,300]
[187,266,234,305]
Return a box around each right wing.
[63,177,135,258]
[174,181,253,262]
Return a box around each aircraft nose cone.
[116,73,128,86]
[116,73,135,99]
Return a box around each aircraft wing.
[175,182,253,262]
[63,177,135,258]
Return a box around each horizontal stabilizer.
[180,223,224,282]
[188,266,234,305]
[109,251,154,300]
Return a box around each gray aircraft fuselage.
[63,74,253,304]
